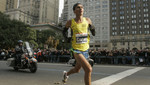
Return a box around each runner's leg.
[67,61,81,76]
[74,53,92,85]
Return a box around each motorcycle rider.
[15,40,25,66]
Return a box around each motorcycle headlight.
[29,52,33,56]
[25,53,28,56]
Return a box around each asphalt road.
[0,61,150,85]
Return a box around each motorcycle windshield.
[25,42,33,56]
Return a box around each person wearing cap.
[15,40,25,66]
[62,3,95,85]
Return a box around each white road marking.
[94,65,135,69]
[92,67,145,85]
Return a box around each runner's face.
[74,4,84,15]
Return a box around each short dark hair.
[73,3,81,11]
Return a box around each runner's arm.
[86,18,95,36]
[62,20,71,42]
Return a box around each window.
[120,11,124,14]
[139,9,141,12]
[103,14,108,17]
[112,7,116,10]
[126,5,129,9]
[95,10,100,13]
[140,31,142,34]
[89,7,93,10]
[95,6,100,9]
[144,14,148,17]
[89,3,93,6]
[143,3,148,7]
[103,1,108,4]
[120,16,125,19]
[112,32,115,35]
[144,25,147,28]
[131,5,136,8]
[120,6,124,9]
[103,9,108,12]
[112,12,116,15]
[96,2,100,5]
[95,15,100,18]
[112,2,117,5]
[145,41,150,46]
[95,45,100,47]
[127,0,129,3]
[120,1,124,4]
[144,9,148,12]
[120,22,125,25]
[89,0,94,2]
[102,5,108,8]
[144,19,149,23]
[132,42,137,46]
[131,15,136,18]
[147,25,149,28]
[112,17,117,20]
[138,4,141,7]
[131,0,136,3]
[145,31,149,34]
[131,10,136,13]
[139,25,142,28]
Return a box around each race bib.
[76,33,88,44]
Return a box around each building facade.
[60,0,68,26]
[61,0,110,49]
[6,0,18,10]
[0,0,6,12]
[39,0,59,25]
[4,0,59,25]
[110,0,150,50]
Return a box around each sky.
[59,0,64,17]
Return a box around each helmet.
[18,40,23,43]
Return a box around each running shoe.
[62,71,69,83]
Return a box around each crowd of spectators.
[89,49,150,65]
[0,48,15,60]
[1,48,150,66]
[29,48,150,66]
[33,49,71,63]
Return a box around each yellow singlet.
[71,17,90,51]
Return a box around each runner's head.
[73,3,84,15]
[73,3,81,11]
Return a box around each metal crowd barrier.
[38,54,150,65]
[90,56,150,65]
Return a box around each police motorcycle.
[7,42,37,73]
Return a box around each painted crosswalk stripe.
[92,67,145,85]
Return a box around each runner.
[62,3,95,85]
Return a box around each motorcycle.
[7,42,37,73]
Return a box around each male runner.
[62,3,95,85]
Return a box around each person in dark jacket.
[15,40,25,66]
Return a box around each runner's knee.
[85,66,92,73]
